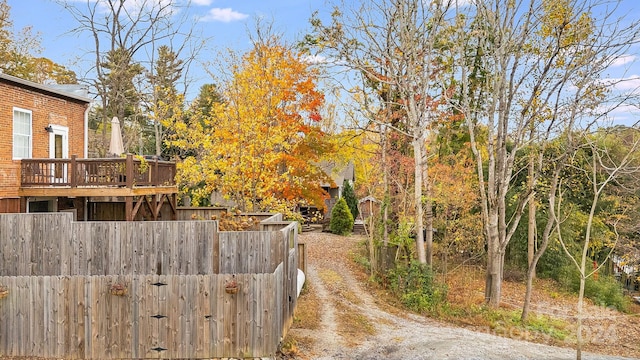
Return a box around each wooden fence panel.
[0,213,297,359]
[0,272,285,359]
[218,231,296,275]
[1,215,219,277]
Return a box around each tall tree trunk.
[485,211,502,306]
[522,222,554,321]
[527,197,536,277]
[576,273,586,360]
[522,267,534,321]
[527,127,536,279]
[382,124,389,247]
[522,174,558,322]
[155,121,162,156]
[424,172,433,266]
[413,138,427,265]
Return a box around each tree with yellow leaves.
[166,30,333,213]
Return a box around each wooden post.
[70,155,77,188]
[19,196,28,213]
[154,157,159,186]
[297,242,306,273]
[126,154,134,188]
[125,196,133,221]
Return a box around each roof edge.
[0,73,92,103]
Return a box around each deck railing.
[20,154,176,188]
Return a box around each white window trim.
[12,107,32,160]
[48,124,69,159]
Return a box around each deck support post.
[126,196,133,221]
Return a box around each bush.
[557,265,629,311]
[388,261,448,313]
[342,180,359,219]
[584,276,629,311]
[330,198,354,235]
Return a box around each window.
[13,108,32,159]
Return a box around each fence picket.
[0,214,298,359]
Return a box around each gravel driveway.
[288,231,637,360]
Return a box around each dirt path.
[287,231,637,360]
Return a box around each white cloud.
[76,0,177,17]
[199,8,248,22]
[610,55,636,67]
[453,0,473,7]
[594,103,640,126]
[597,103,640,114]
[191,0,213,5]
[601,75,640,92]
[302,54,327,64]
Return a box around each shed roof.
[319,161,355,188]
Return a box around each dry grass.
[318,269,363,306]
[280,281,323,358]
[287,231,640,359]
[439,265,640,358]
[292,282,322,330]
[342,251,640,358]
[314,268,376,346]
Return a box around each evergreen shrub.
[330,197,354,236]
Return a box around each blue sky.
[7,0,325,100]
[8,0,322,54]
[6,0,640,125]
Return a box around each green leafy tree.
[148,45,184,157]
[330,197,354,236]
[342,180,359,220]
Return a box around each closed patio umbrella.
[108,116,125,156]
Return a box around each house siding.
[0,78,89,199]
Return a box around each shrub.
[330,198,354,235]
[556,264,629,311]
[342,180,359,219]
[584,275,629,311]
[388,261,448,313]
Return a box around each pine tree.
[342,180,359,220]
[330,197,354,236]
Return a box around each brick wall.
[0,79,89,198]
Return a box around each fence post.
[126,154,134,188]
[154,157,159,186]
[70,155,77,188]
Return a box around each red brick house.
[0,73,178,220]
[0,73,90,212]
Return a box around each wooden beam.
[153,194,163,220]
[143,195,155,220]
[169,193,177,220]
[19,186,177,198]
[131,196,145,221]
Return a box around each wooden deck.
[19,154,177,197]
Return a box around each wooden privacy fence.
[0,213,299,359]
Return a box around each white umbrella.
[108,116,125,156]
